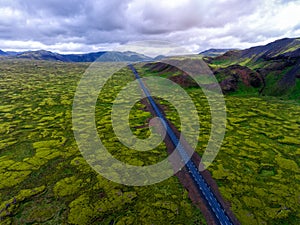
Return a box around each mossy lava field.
[0,60,299,225]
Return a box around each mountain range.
[0,50,153,62]
[1,37,299,99]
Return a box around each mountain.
[0,50,21,56]
[89,51,152,62]
[142,38,300,100]
[5,51,20,56]
[62,52,106,62]
[16,50,67,61]
[4,50,153,62]
[205,37,300,99]
[0,50,8,56]
[199,48,236,57]
[209,38,300,63]
[153,55,166,60]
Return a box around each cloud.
[0,0,299,54]
[126,0,259,33]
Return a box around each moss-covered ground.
[137,65,300,224]
[0,60,205,224]
[0,60,299,224]
[205,96,299,225]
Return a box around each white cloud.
[0,0,299,54]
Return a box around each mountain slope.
[240,38,300,60]
[208,38,300,64]
[205,37,300,99]
[0,49,8,56]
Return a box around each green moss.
[68,194,94,225]
[259,169,275,176]
[212,164,229,179]
[260,131,281,139]
[242,196,263,208]
[18,186,46,199]
[0,105,15,113]
[23,202,58,223]
[0,157,15,171]
[0,186,46,220]
[116,216,135,225]
[0,139,17,150]
[235,209,259,225]
[1,60,300,224]
[0,123,11,135]
[35,148,61,160]
[0,170,32,189]
[0,217,12,225]
[53,176,84,197]
[205,96,300,224]
[23,156,48,169]
[8,161,34,171]
[70,157,94,174]
[39,116,55,122]
[228,118,247,125]
[275,155,299,171]
[104,190,136,210]
[278,136,300,145]
[32,140,62,149]
[39,98,57,106]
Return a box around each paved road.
[129,64,233,225]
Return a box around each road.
[129,64,234,225]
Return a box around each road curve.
[129,64,234,225]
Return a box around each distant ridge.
[0,49,153,62]
[0,49,8,56]
[212,38,300,62]
[62,52,106,62]
[199,48,236,57]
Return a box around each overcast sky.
[0,0,300,55]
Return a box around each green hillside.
[204,38,300,100]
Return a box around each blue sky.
[0,0,299,54]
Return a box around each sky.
[0,0,300,55]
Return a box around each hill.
[206,38,300,64]
[204,38,300,99]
